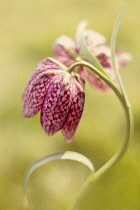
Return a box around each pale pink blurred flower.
[53,29,131,92]
[22,58,85,142]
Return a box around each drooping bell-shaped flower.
[22,58,85,142]
[53,28,131,92]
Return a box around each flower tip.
[79,20,88,27]
[22,107,30,118]
[76,20,88,38]
[64,137,73,143]
[127,53,133,62]
[116,51,132,69]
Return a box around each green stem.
[68,61,133,210]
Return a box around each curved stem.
[68,61,133,210]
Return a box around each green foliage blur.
[0,0,140,209]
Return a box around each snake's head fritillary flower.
[22,58,85,142]
[53,27,131,92]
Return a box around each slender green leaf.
[23,151,94,208]
[110,3,129,100]
[110,3,128,70]
[76,21,109,78]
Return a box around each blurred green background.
[0,0,140,210]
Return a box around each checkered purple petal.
[22,58,64,117]
[62,78,85,142]
[40,72,74,136]
[22,74,56,117]
[73,74,85,90]
[23,58,64,100]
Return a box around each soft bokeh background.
[0,0,140,209]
